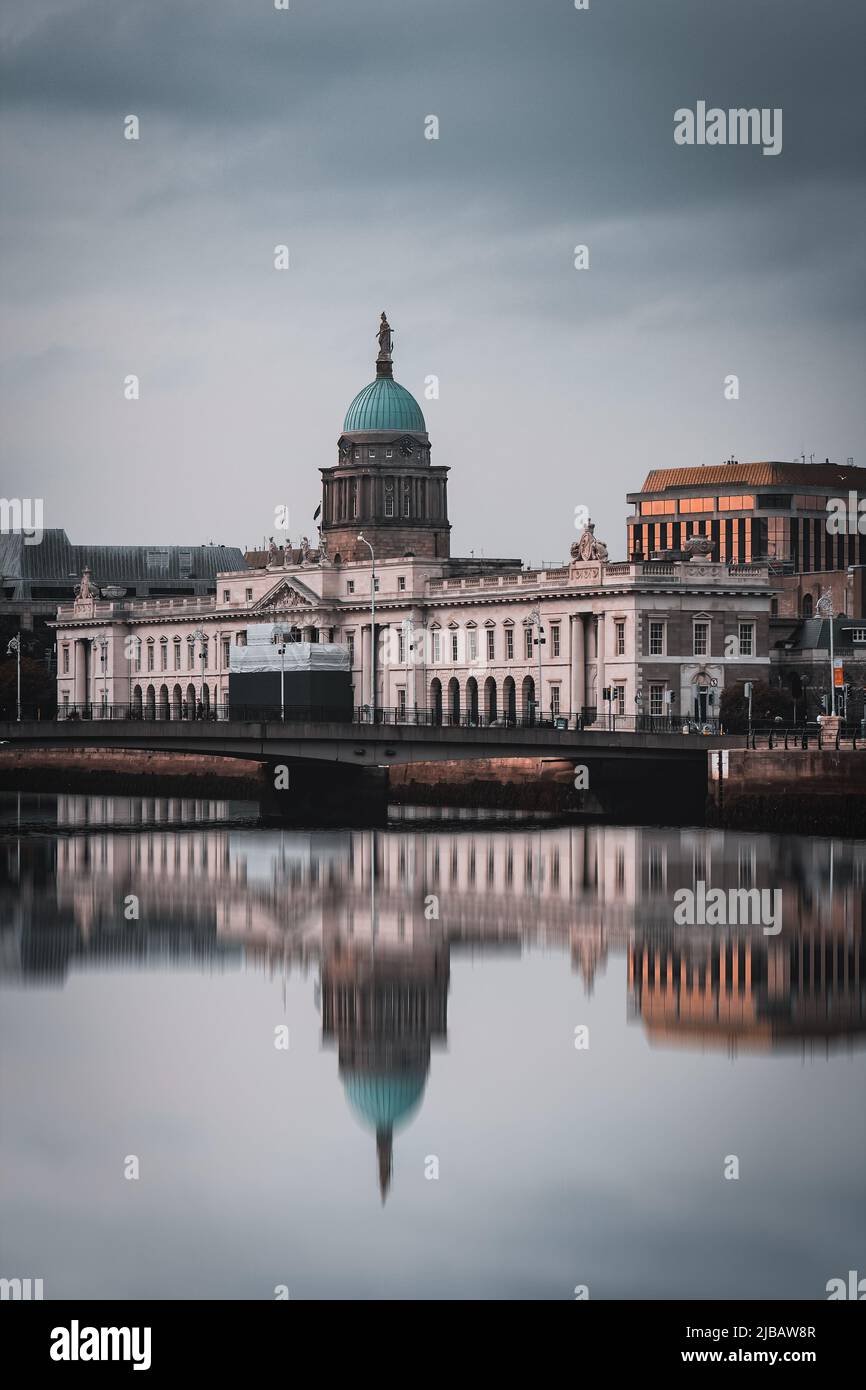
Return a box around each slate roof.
[0,530,247,598]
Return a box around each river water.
[1,792,864,1300]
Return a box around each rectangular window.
[373,577,379,592]
[614,684,626,716]
[187,642,195,670]
[524,628,533,659]
[62,645,69,673]
[693,622,709,656]
[550,685,561,715]
[649,621,664,656]
[347,633,355,664]
[368,449,376,459]
[146,644,154,672]
[403,493,410,517]
[347,580,355,594]
[486,629,495,660]
[551,624,560,657]
[134,641,141,672]
[222,638,230,666]
[397,688,407,719]
[174,641,181,670]
[615,620,625,656]
[432,631,441,663]
[468,630,478,662]
[160,643,167,671]
[505,628,514,660]
[351,491,358,517]
[385,494,395,517]
[385,448,393,459]
[738,622,754,656]
[649,683,665,716]
[679,497,716,514]
[398,576,406,591]
[223,589,230,602]
[397,630,406,664]
[451,631,459,662]
[245,588,253,602]
[237,631,247,647]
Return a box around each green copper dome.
[343,377,426,435]
[343,1071,426,1133]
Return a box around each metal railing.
[1,702,727,736]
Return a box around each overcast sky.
[1,0,864,563]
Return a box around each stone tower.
[319,314,451,564]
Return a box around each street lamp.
[524,609,545,724]
[6,636,21,722]
[192,629,207,718]
[275,627,289,721]
[816,590,835,715]
[357,533,375,721]
[94,634,108,716]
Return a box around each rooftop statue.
[571,520,608,563]
[75,567,93,599]
[376,311,393,361]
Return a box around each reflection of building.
[629,930,866,1054]
[322,938,449,1200]
[3,801,864,1191]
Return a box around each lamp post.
[192,629,207,718]
[816,590,835,715]
[6,636,21,722]
[525,609,545,724]
[95,634,108,716]
[276,628,288,721]
[357,533,375,721]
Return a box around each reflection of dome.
[343,1070,427,1203]
[342,378,426,434]
[343,1071,426,1133]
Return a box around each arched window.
[802,594,813,618]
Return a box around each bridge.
[0,714,738,766]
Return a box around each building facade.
[53,318,772,726]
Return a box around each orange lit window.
[679,497,715,514]
[640,500,677,516]
[718,494,755,510]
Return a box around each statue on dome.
[571,520,609,563]
[376,311,393,360]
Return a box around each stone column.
[570,615,585,721]
[73,639,87,707]
[596,613,606,722]
[586,615,597,710]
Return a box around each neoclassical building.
[53,316,772,725]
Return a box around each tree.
[0,653,56,718]
[720,680,790,732]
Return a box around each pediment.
[254,578,317,613]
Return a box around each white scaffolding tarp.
[230,624,350,674]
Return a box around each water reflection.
[2,795,864,1207]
